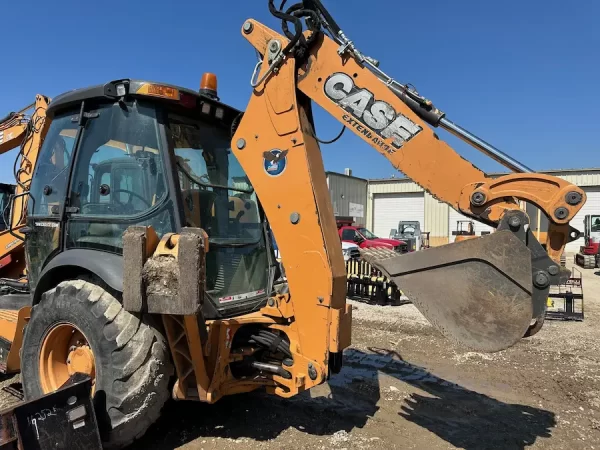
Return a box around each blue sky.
[1,0,598,181]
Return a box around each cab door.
[25,108,79,291]
[63,100,176,256]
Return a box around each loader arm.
[0,96,49,265]
[231,3,585,353]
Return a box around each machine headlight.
[116,83,127,97]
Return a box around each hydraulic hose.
[249,330,293,358]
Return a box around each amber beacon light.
[200,73,219,100]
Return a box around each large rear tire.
[21,279,173,449]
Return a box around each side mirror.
[353,235,362,243]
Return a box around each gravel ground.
[0,257,598,449]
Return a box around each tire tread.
[21,279,173,449]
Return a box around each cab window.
[166,112,260,243]
[69,101,165,217]
[28,111,77,216]
[66,100,173,254]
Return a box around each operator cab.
[25,78,278,318]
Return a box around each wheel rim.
[39,323,96,394]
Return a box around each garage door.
[566,187,600,252]
[372,193,425,238]
[448,208,495,243]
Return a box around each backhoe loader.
[0,1,587,447]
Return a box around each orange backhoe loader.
[0,1,587,448]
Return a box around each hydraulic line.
[248,329,292,358]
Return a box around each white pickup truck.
[341,241,360,261]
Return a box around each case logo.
[324,73,422,154]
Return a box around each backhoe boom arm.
[297,34,583,260]
[245,20,584,261]
[231,14,585,357]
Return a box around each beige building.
[366,168,600,250]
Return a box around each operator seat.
[181,189,217,229]
[229,196,258,223]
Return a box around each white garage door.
[566,187,600,252]
[372,193,425,238]
[448,208,495,243]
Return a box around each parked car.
[336,217,407,253]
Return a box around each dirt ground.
[1,257,598,449]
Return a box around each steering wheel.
[112,189,151,208]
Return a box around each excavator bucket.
[361,230,547,352]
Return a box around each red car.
[338,224,407,253]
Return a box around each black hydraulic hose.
[316,125,345,144]
[0,279,25,289]
[269,0,304,54]
[249,330,292,358]
[257,330,292,355]
[303,0,342,36]
[268,1,324,61]
[249,335,271,347]
[282,2,306,37]
[0,278,29,290]
[250,334,290,355]
[287,7,321,49]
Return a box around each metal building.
[326,170,368,224]
[365,168,600,251]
